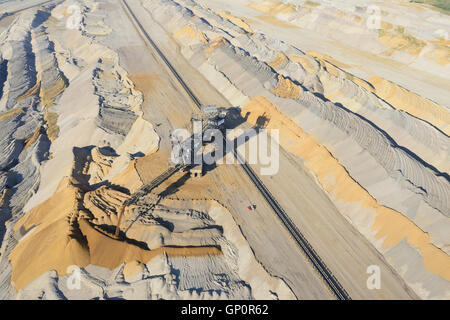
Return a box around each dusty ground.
[121,0,422,299]
[101,0,331,299]
[132,0,449,300]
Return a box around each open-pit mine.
[0,0,448,301]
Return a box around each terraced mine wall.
[142,0,450,299]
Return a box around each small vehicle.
[247,204,257,211]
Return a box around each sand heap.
[142,0,450,299]
[1,0,448,300]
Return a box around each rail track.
[2,0,61,16]
[121,0,351,300]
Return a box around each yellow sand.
[23,37,68,143]
[10,175,222,289]
[23,126,43,150]
[425,45,450,66]
[10,178,90,290]
[111,160,144,194]
[347,74,375,92]
[10,151,222,290]
[428,38,450,66]
[242,96,450,281]
[15,80,40,102]
[318,59,342,78]
[272,75,302,98]
[88,148,115,183]
[78,218,221,271]
[307,51,352,69]
[174,25,197,39]
[44,107,59,142]
[0,188,13,207]
[205,36,229,54]
[217,11,253,34]
[83,186,128,227]
[353,15,362,24]
[380,21,393,31]
[368,76,450,135]
[326,88,347,101]
[300,50,448,134]
[398,1,427,11]
[0,107,25,122]
[377,28,426,57]
[248,0,299,28]
[30,31,67,108]
[295,51,374,93]
[430,38,450,47]
[129,73,161,95]
[256,15,299,29]
[319,58,375,93]
[39,76,67,109]
[304,1,320,7]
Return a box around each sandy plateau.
[0,0,449,300]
